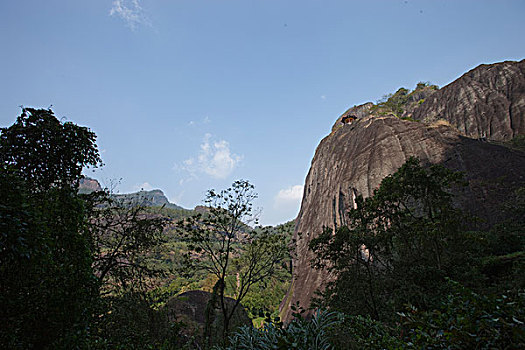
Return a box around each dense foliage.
[0,109,172,348]
[0,108,101,191]
[398,280,525,349]
[306,157,524,348]
[0,108,101,348]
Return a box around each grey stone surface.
[412,60,525,141]
[282,107,525,322]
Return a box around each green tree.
[0,107,101,191]
[0,108,169,348]
[176,180,289,345]
[310,157,478,321]
[0,108,101,348]
[87,193,166,296]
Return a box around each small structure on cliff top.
[341,115,357,125]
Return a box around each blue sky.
[1,0,524,225]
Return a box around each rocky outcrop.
[281,65,525,321]
[164,290,251,340]
[412,60,525,141]
[78,177,183,209]
[114,189,183,210]
[332,102,374,132]
[78,176,103,193]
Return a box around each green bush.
[399,280,525,349]
[219,310,343,350]
[328,315,403,349]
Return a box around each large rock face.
[412,59,525,141]
[281,60,525,322]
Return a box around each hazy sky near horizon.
[1,0,524,225]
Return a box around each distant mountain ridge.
[113,189,183,210]
[79,177,184,210]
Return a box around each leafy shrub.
[370,82,438,118]
[219,310,343,350]
[506,135,525,152]
[399,280,525,349]
[328,315,403,349]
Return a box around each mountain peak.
[78,177,183,210]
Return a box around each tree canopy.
[0,108,167,348]
[310,157,476,319]
[0,108,101,191]
[0,108,101,348]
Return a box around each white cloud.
[275,185,304,202]
[109,0,150,30]
[187,116,210,127]
[271,185,304,223]
[321,95,327,100]
[181,133,242,180]
[133,182,154,191]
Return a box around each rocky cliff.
[412,60,525,141]
[281,60,525,322]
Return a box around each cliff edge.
[281,60,525,322]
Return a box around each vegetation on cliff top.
[370,81,439,119]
